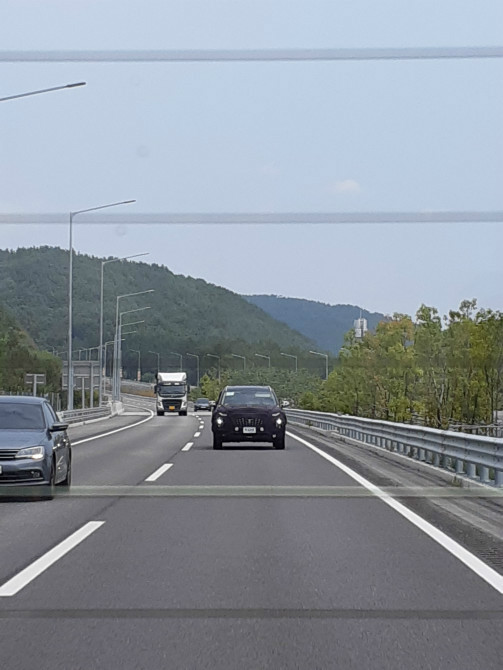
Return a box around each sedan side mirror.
[49,422,69,432]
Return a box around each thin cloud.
[261,163,281,177]
[329,179,362,194]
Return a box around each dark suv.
[211,385,286,450]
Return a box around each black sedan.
[211,385,286,450]
[194,398,212,411]
[0,396,72,499]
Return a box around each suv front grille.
[231,417,264,428]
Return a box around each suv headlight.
[216,416,225,426]
[275,417,283,427]
[16,446,45,460]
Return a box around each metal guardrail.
[286,409,503,487]
[59,406,111,424]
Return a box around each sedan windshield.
[196,399,210,405]
[222,390,277,408]
[0,403,45,430]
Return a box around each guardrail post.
[479,466,490,484]
[495,469,503,487]
[455,459,464,474]
[466,462,477,479]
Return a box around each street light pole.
[112,289,153,401]
[149,351,161,375]
[105,339,124,381]
[0,81,86,103]
[186,353,200,387]
[254,353,271,368]
[100,251,147,406]
[309,350,329,380]
[232,354,246,371]
[280,352,298,372]
[206,353,220,381]
[115,309,150,397]
[169,352,183,372]
[130,349,141,382]
[67,199,136,410]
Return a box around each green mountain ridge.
[0,302,61,392]
[245,295,387,355]
[0,247,313,383]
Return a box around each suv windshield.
[0,403,45,430]
[222,389,277,408]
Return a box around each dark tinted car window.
[222,390,277,408]
[0,403,46,430]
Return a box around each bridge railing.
[59,406,111,424]
[286,409,503,487]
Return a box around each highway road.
[0,395,502,669]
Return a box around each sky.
[1,0,502,318]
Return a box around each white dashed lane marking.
[0,522,105,597]
[145,463,173,482]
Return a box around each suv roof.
[224,385,272,392]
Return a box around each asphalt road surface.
[0,396,502,669]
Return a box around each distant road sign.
[62,361,99,390]
[24,373,46,396]
[24,373,46,385]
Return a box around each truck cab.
[155,372,189,416]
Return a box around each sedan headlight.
[16,446,46,460]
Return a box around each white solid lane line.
[182,442,194,452]
[287,431,503,596]
[73,410,154,446]
[0,521,105,597]
[194,432,201,438]
[145,463,173,482]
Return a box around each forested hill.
[0,248,312,358]
[0,303,61,392]
[245,295,386,354]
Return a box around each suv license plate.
[243,427,256,434]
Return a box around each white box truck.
[154,372,189,416]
